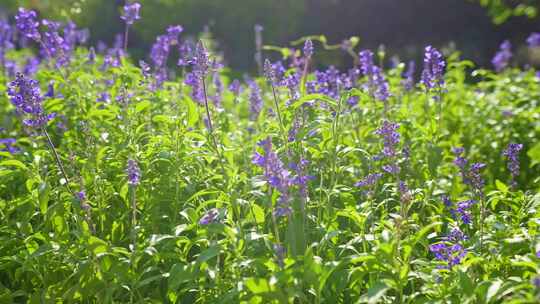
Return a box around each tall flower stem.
[41,128,74,196]
[130,185,137,252]
[201,76,241,224]
[124,24,130,53]
[328,94,344,219]
[270,86,290,151]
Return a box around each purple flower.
[469,162,486,196]
[304,39,313,58]
[0,138,19,154]
[452,147,470,185]
[375,120,400,158]
[192,41,210,78]
[199,208,219,225]
[121,2,141,25]
[273,243,286,267]
[535,250,540,258]
[76,190,86,201]
[150,35,171,68]
[7,73,55,128]
[421,46,445,91]
[492,40,512,73]
[0,19,14,61]
[211,71,223,107]
[15,8,40,41]
[23,57,40,75]
[429,242,466,269]
[126,159,141,186]
[264,59,277,85]
[402,61,415,91]
[177,41,193,67]
[527,33,540,48]
[252,138,293,217]
[248,79,263,120]
[502,143,523,188]
[228,79,242,97]
[166,25,183,45]
[355,173,383,187]
[533,276,540,289]
[184,72,204,104]
[359,50,390,101]
[456,199,476,225]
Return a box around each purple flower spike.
[492,40,512,73]
[199,208,219,225]
[503,143,523,188]
[7,73,54,128]
[15,8,40,41]
[121,2,141,25]
[126,159,141,186]
[527,33,540,48]
[421,46,445,91]
[304,39,313,58]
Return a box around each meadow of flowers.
[0,3,540,303]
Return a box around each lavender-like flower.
[252,138,293,217]
[121,2,141,25]
[402,61,415,91]
[264,59,277,85]
[166,25,183,46]
[527,32,540,48]
[359,50,390,101]
[0,138,20,154]
[228,79,242,98]
[502,143,523,188]
[355,172,383,187]
[0,19,14,64]
[15,8,40,41]
[492,40,512,73]
[303,39,313,58]
[375,120,400,158]
[192,41,210,78]
[469,162,486,196]
[455,199,476,225]
[7,73,55,128]
[452,147,469,185]
[429,242,466,269]
[126,159,141,186]
[421,46,445,91]
[248,79,263,120]
[199,208,219,225]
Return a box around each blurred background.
[0,0,539,72]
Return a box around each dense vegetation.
[0,4,540,303]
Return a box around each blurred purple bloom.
[502,143,523,188]
[121,2,141,25]
[248,79,263,120]
[0,138,19,154]
[76,190,86,201]
[15,8,40,41]
[304,39,313,58]
[527,32,540,48]
[228,79,242,97]
[402,61,415,91]
[421,46,445,91]
[199,208,219,225]
[492,40,512,73]
[355,173,383,187]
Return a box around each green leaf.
[245,277,272,294]
[197,245,220,264]
[0,160,28,171]
[367,282,389,304]
[495,180,508,193]
[87,236,108,256]
[168,263,193,292]
[527,142,540,166]
[486,280,502,303]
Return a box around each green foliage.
[473,0,538,24]
[0,39,540,303]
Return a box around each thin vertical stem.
[41,128,74,196]
[124,24,130,53]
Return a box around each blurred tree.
[473,0,538,24]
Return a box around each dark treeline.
[1,0,539,72]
